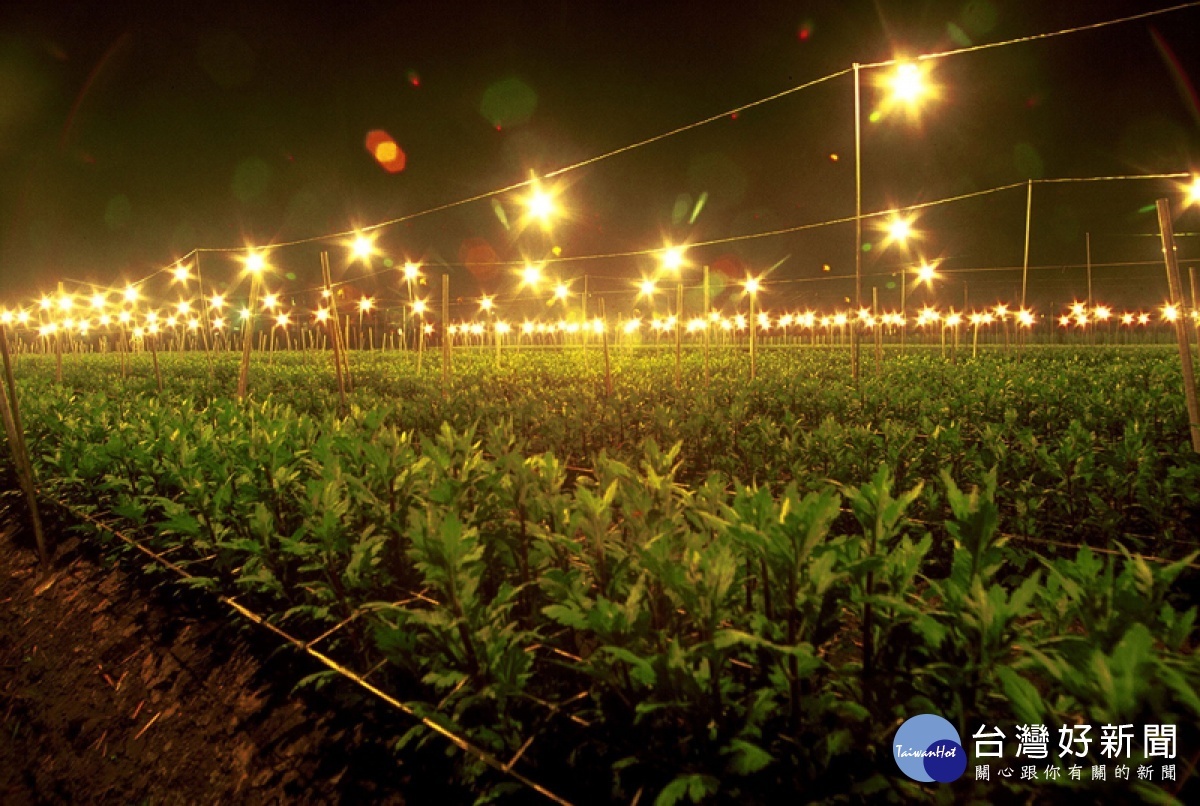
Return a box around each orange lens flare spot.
[365,129,407,173]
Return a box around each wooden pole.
[1086,232,1094,346]
[1020,179,1032,310]
[674,281,683,389]
[900,269,907,354]
[321,252,353,390]
[236,274,259,400]
[118,324,129,379]
[703,265,710,386]
[1191,265,1200,345]
[150,333,164,393]
[441,273,450,398]
[1156,198,1200,453]
[54,282,64,384]
[582,274,589,351]
[872,286,881,370]
[600,297,612,397]
[852,62,862,382]
[193,253,215,375]
[749,293,757,381]
[0,328,48,564]
[320,254,348,408]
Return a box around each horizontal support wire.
[64,1,1199,296]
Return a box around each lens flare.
[365,129,406,173]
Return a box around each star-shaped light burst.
[518,262,544,292]
[350,232,376,262]
[660,245,686,273]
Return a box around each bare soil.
[0,520,440,805]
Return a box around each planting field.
[6,345,1200,803]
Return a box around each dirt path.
[0,526,419,805]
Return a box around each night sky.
[1,1,1199,315]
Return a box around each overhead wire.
[51,2,1200,296]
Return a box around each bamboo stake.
[702,265,710,386]
[674,281,682,389]
[192,253,215,377]
[321,252,353,390]
[1086,232,1094,346]
[872,286,881,371]
[749,292,757,381]
[149,334,163,393]
[600,297,612,397]
[1190,265,1199,345]
[441,274,451,398]
[236,272,259,400]
[0,328,47,563]
[320,254,347,409]
[1156,198,1200,453]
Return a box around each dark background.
[1,1,1198,316]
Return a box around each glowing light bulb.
[889,62,926,105]
[660,246,685,272]
[886,214,913,244]
[520,263,543,290]
[351,233,374,261]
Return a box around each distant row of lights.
[16,304,1196,341]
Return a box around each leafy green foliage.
[10,346,1199,803]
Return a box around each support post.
[441,273,450,398]
[1156,198,1200,453]
[852,62,862,382]
[320,253,347,410]
[0,327,48,564]
[675,281,682,389]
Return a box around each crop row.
[8,347,1200,802]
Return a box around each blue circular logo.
[893,714,967,783]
